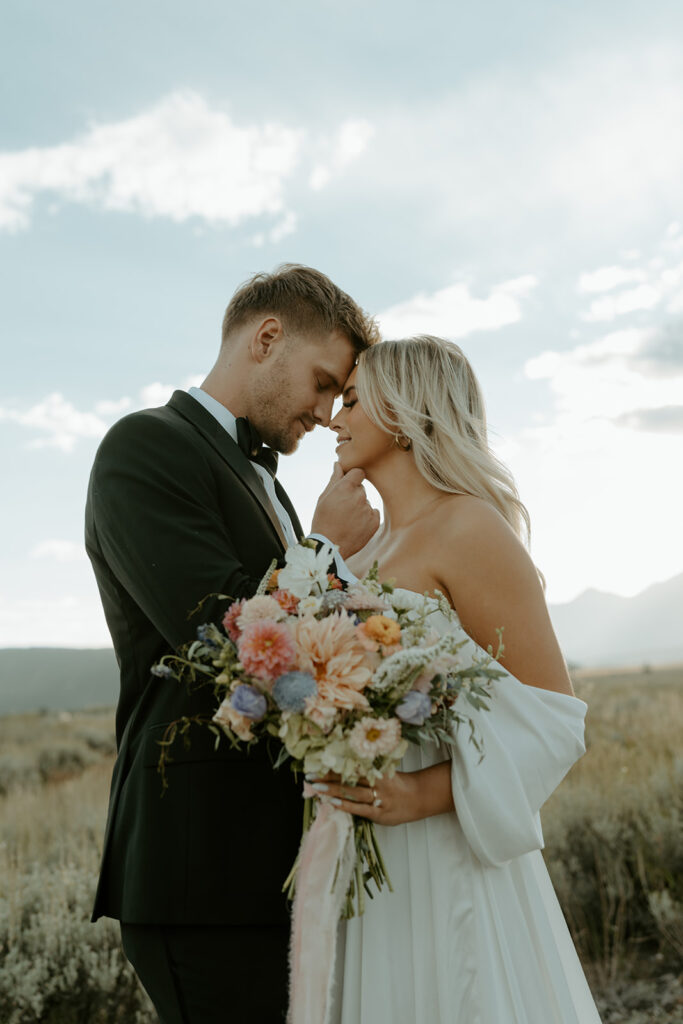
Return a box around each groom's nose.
[312,393,335,427]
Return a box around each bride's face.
[330,368,394,473]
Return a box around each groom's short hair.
[221,263,379,354]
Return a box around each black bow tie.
[235,417,279,478]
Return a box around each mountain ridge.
[547,572,683,668]
[0,573,681,713]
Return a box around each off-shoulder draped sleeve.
[449,646,587,868]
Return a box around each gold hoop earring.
[394,433,412,452]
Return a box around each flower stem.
[369,822,393,893]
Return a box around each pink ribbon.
[287,790,355,1024]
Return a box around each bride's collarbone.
[349,517,446,584]
[348,551,447,601]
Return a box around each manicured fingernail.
[315,794,342,807]
[304,773,315,781]
[312,782,328,792]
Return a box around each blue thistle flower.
[151,663,175,679]
[196,624,218,647]
[272,671,317,712]
[395,690,432,726]
[231,684,267,721]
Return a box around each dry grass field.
[543,664,683,1021]
[0,666,681,1023]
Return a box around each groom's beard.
[251,366,304,455]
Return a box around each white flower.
[348,716,403,759]
[278,541,338,599]
[213,696,254,742]
[298,595,322,617]
[238,595,286,627]
[343,585,391,613]
[370,632,469,694]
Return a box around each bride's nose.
[329,409,343,433]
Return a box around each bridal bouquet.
[153,540,503,918]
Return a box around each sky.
[1,0,682,646]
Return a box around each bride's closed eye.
[342,400,357,409]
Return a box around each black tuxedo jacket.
[85,390,306,925]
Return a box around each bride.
[309,335,601,1023]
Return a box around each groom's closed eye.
[316,374,343,395]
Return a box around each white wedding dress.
[331,588,601,1024]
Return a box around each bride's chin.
[337,451,363,473]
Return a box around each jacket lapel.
[275,480,304,541]
[167,391,289,550]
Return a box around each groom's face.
[251,328,356,454]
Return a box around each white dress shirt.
[186,387,357,583]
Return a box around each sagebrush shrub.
[0,865,156,1024]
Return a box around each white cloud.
[339,46,683,247]
[139,374,202,408]
[0,374,203,451]
[0,393,109,452]
[309,119,374,191]
[94,397,132,416]
[0,94,374,236]
[577,265,647,294]
[499,417,683,604]
[582,284,662,322]
[138,382,176,408]
[2,45,681,249]
[377,274,538,339]
[268,210,297,243]
[30,540,87,563]
[577,241,683,323]
[615,404,683,434]
[514,316,683,603]
[0,92,304,232]
[525,327,683,420]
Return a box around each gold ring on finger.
[372,787,383,808]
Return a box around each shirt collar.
[187,386,238,443]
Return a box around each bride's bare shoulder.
[429,494,517,540]
[427,494,533,578]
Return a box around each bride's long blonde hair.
[355,335,532,545]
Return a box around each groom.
[85,264,380,1023]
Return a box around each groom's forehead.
[341,366,358,393]
[305,336,356,386]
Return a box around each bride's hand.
[307,764,454,826]
[307,771,419,826]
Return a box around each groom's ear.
[251,316,285,362]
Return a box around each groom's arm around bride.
[85,264,379,1024]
